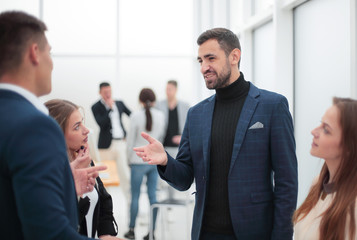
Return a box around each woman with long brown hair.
[124,88,165,240]
[45,99,122,240]
[293,97,357,240]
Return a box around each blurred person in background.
[156,80,190,199]
[124,88,165,240]
[92,82,131,200]
[156,80,190,157]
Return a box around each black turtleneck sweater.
[202,72,250,235]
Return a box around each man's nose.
[201,63,210,73]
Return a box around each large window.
[294,0,350,204]
[252,21,274,91]
[43,0,117,55]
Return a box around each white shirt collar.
[0,83,49,115]
[100,98,112,110]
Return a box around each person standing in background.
[0,10,110,240]
[133,27,298,240]
[92,82,131,199]
[156,80,190,199]
[294,97,357,240]
[124,88,165,240]
[156,80,190,156]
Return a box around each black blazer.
[92,100,131,149]
[78,162,118,237]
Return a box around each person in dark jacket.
[46,99,123,239]
[92,82,131,200]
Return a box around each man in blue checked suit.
[134,28,298,240]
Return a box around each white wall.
[294,0,351,205]
[236,0,357,207]
[252,21,274,90]
[0,0,240,143]
[0,0,200,141]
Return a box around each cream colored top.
[294,193,357,240]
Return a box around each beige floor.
[106,180,195,240]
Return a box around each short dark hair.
[197,27,241,67]
[99,82,110,90]
[167,80,177,88]
[0,11,47,78]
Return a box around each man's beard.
[205,62,231,89]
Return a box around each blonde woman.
[45,99,122,240]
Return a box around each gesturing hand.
[133,132,168,166]
[70,161,107,196]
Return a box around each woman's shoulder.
[131,109,145,118]
[150,107,164,117]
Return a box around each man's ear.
[29,43,40,65]
[230,48,241,66]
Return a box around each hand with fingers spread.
[71,163,107,196]
[133,132,168,166]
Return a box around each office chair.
[148,185,193,240]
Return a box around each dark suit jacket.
[78,162,118,238]
[0,89,90,240]
[158,83,298,240]
[91,100,131,149]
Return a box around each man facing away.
[133,28,298,240]
[91,82,131,198]
[0,11,116,240]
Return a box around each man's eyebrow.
[197,53,215,60]
[204,53,215,58]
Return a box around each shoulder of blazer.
[115,100,124,109]
[92,100,105,111]
[247,82,261,99]
[248,82,287,104]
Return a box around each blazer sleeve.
[96,176,118,236]
[270,97,298,240]
[7,115,90,240]
[92,102,112,129]
[118,100,131,116]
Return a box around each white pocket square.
[249,122,264,129]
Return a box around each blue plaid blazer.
[158,82,298,240]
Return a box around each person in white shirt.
[92,82,131,200]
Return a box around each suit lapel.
[229,84,260,174]
[202,95,215,175]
